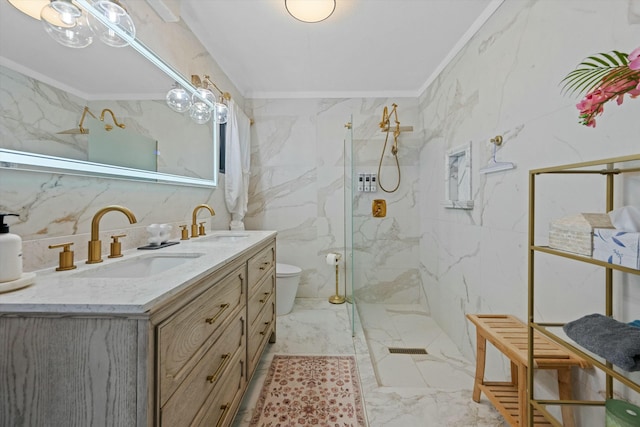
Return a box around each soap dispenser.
[0,213,23,283]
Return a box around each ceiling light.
[40,0,94,48]
[7,0,49,20]
[285,0,335,23]
[87,0,136,47]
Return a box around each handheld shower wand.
[377,104,401,193]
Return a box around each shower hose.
[377,104,401,193]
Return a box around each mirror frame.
[0,0,218,188]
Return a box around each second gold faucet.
[191,204,215,237]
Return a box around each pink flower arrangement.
[563,47,640,127]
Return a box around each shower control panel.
[358,173,377,192]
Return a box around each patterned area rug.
[250,355,366,427]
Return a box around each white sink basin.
[196,232,249,242]
[74,253,204,278]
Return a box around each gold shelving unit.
[527,154,640,426]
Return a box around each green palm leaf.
[561,50,630,97]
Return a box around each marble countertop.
[0,230,276,315]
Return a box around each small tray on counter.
[138,241,180,250]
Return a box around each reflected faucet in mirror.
[191,204,215,238]
[87,205,137,264]
[58,106,126,135]
[0,0,220,188]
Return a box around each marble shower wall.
[417,0,640,407]
[246,97,424,303]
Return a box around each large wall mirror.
[0,0,218,187]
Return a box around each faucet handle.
[198,222,207,236]
[109,234,126,258]
[180,225,189,240]
[48,242,77,271]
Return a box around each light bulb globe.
[166,86,192,113]
[190,102,212,124]
[192,88,216,111]
[41,1,94,48]
[215,103,228,124]
[87,0,136,48]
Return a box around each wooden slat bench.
[466,314,590,427]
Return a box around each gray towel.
[563,313,640,372]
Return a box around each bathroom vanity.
[0,231,276,427]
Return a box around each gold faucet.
[87,205,137,264]
[191,204,215,237]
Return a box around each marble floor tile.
[232,298,505,427]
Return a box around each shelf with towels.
[527,154,640,427]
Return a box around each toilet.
[275,263,301,316]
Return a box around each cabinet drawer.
[247,244,275,291]
[248,297,275,376]
[248,272,275,329]
[160,311,245,426]
[192,351,245,427]
[158,265,245,404]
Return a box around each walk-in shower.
[343,103,431,386]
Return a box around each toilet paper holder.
[326,253,345,304]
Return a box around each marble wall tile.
[418,0,640,408]
[247,97,424,303]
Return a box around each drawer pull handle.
[205,303,230,325]
[259,291,271,304]
[207,353,232,384]
[259,261,270,270]
[260,321,271,336]
[215,403,231,427]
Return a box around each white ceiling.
[180,0,500,98]
[0,0,501,100]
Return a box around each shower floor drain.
[388,347,428,355]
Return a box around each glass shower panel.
[343,115,355,336]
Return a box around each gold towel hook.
[99,109,126,131]
[490,135,503,146]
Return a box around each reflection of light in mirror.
[41,1,94,48]
[87,0,136,48]
[190,102,212,124]
[166,84,192,113]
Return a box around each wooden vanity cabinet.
[0,236,277,427]
[246,243,276,376]
[155,260,247,426]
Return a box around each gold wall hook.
[490,135,503,145]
